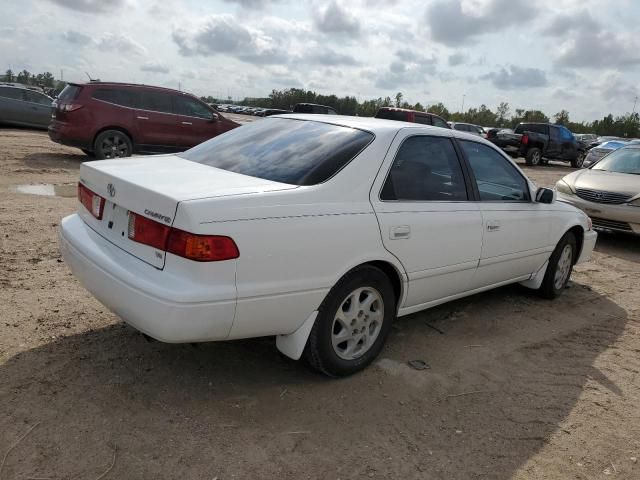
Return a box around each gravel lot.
[1,125,639,480]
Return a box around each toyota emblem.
[107,183,116,197]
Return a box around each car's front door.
[371,132,483,309]
[546,126,562,158]
[559,126,579,160]
[173,95,220,148]
[458,140,552,289]
[134,90,178,151]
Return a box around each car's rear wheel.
[538,232,577,299]
[525,147,542,166]
[93,130,133,160]
[304,265,396,377]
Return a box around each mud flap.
[519,260,549,290]
[276,311,318,360]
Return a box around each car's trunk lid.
[78,154,297,268]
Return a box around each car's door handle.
[390,225,411,240]
[137,116,149,120]
[181,121,193,125]
[486,220,501,232]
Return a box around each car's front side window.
[460,140,530,202]
[0,87,24,100]
[381,136,468,202]
[175,96,213,119]
[23,90,51,105]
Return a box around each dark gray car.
[0,84,53,129]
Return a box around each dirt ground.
[1,126,639,480]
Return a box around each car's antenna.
[85,72,100,82]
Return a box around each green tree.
[496,102,510,127]
[394,92,403,108]
[4,69,13,82]
[554,110,570,125]
[428,102,450,119]
[16,69,31,84]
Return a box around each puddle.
[14,183,77,198]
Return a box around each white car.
[59,115,597,376]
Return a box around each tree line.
[203,88,640,138]
[3,70,636,138]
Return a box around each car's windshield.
[592,147,640,174]
[178,118,374,185]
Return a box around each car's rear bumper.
[58,214,236,342]
[48,122,92,150]
[558,193,640,235]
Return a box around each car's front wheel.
[93,130,133,160]
[571,152,585,168]
[304,265,396,377]
[539,232,577,299]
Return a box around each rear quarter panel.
[173,129,408,339]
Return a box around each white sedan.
[59,115,597,376]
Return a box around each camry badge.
[107,183,116,198]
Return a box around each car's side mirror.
[536,187,554,204]
[210,113,218,122]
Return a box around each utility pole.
[633,96,638,115]
[461,94,466,112]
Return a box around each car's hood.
[563,169,640,197]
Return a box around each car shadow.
[22,152,87,170]
[0,281,628,479]
[594,231,640,263]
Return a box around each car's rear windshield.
[178,118,374,185]
[58,84,81,101]
[375,109,408,121]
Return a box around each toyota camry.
[59,115,597,376]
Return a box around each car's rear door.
[458,140,551,288]
[173,95,220,148]
[134,90,178,151]
[0,87,27,125]
[370,131,482,309]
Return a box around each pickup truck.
[489,123,586,168]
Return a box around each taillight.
[128,212,170,250]
[61,103,82,112]
[521,134,529,145]
[127,212,239,262]
[78,183,105,220]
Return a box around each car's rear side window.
[414,115,431,125]
[178,118,373,186]
[380,136,468,201]
[92,88,139,109]
[0,87,23,100]
[139,91,174,114]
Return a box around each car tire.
[538,232,577,299]
[81,149,93,157]
[93,130,133,160]
[525,147,542,166]
[571,152,585,168]
[303,265,396,377]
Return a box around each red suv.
[375,107,450,129]
[49,82,240,159]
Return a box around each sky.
[2,0,640,122]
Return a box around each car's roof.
[70,81,193,96]
[269,114,496,143]
[377,107,437,115]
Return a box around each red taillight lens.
[128,212,171,250]
[127,212,239,262]
[521,134,529,145]
[78,183,105,220]
[61,103,82,112]
[167,229,239,262]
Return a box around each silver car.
[556,145,640,234]
[0,83,53,129]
